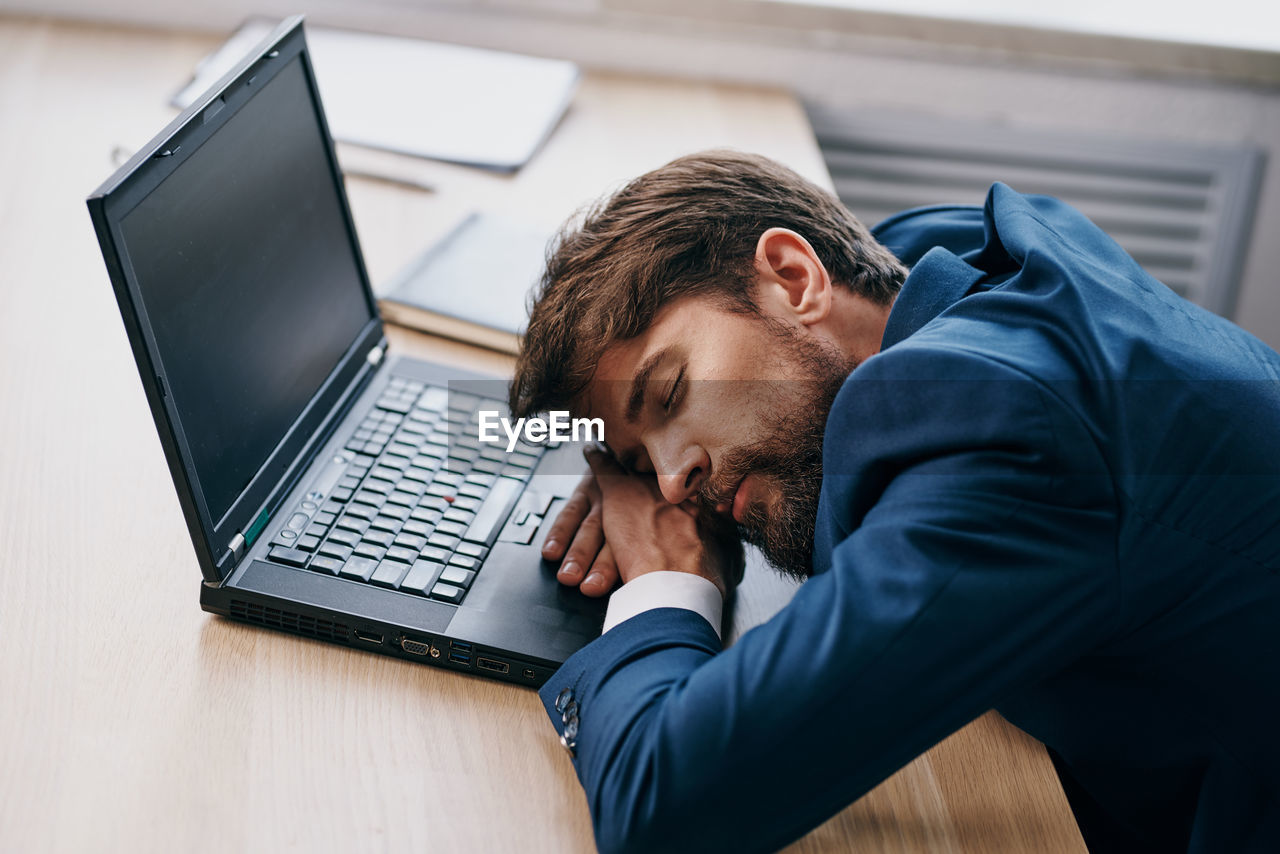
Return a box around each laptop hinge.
[366,343,385,366]
[228,532,246,563]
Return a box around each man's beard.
[697,321,858,582]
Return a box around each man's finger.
[557,505,605,587]
[542,474,597,559]
[580,542,619,598]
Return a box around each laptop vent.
[229,599,350,642]
[806,108,1264,317]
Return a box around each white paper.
[173,19,579,171]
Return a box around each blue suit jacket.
[540,184,1280,854]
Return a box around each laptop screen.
[119,55,373,526]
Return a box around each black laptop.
[87,17,603,685]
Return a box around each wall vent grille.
[806,108,1264,317]
[229,599,350,642]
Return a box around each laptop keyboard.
[264,374,546,605]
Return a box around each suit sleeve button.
[554,687,573,713]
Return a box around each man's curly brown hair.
[509,150,907,417]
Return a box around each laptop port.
[522,669,536,680]
[448,652,471,666]
[354,629,383,644]
[449,640,473,652]
[477,657,509,674]
[400,638,431,656]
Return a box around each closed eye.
[663,366,685,412]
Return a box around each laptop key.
[385,545,418,564]
[346,502,377,520]
[436,521,466,538]
[376,397,413,415]
[447,555,479,572]
[401,519,431,538]
[368,515,399,534]
[443,508,475,525]
[508,453,539,470]
[318,542,353,561]
[339,556,379,582]
[329,529,361,548]
[336,516,369,534]
[420,387,448,411]
[363,529,395,548]
[402,466,434,484]
[455,542,488,560]
[438,566,475,588]
[428,533,460,550]
[419,546,450,564]
[296,534,321,552]
[394,533,427,551]
[385,442,418,460]
[380,503,412,521]
[430,582,465,604]
[354,543,386,562]
[400,560,443,595]
[395,478,425,496]
[370,559,411,588]
[461,477,524,547]
[309,555,343,576]
[382,451,413,468]
[417,504,448,524]
[268,545,310,567]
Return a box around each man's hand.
[541,466,615,596]
[541,448,744,598]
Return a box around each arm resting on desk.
[537,349,1119,854]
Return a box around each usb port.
[448,652,471,666]
[449,640,473,652]
[522,669,536,680]
[354,629,383,644]
[477,657,509,674]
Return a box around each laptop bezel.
[87,16,386,584]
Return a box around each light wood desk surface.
[0,16,1084,853]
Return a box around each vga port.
[400,637,431,656]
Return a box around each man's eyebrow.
[625,347,670,424]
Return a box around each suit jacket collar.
[879,246,986,350]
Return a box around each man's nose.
[655,445,710,505]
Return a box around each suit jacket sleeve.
[539,345,1120,854]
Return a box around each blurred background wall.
[6,0,1278,346]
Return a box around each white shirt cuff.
[603,571,724,639]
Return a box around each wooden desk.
[0,16,1084,853]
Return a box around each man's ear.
[753,227,832,326]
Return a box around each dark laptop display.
[88,17,604,684]
[119,55,372,525]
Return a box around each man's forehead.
[578,335,649,422]
[574,293,706,423]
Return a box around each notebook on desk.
[174,17,579,172]
[87,17,604,684]
[378,212,552,354]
